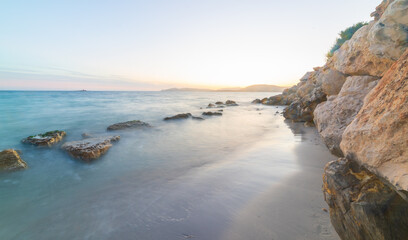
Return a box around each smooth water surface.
[0,91,315,240]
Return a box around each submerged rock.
[202,111,222,116]
[0,149,27,171]
[22,130,66,146]
[314,76,379,156]
[192,116,205,120]
[323,158,408,240]
[225,100,238,106]
[163,113,192,121]
[207,103,216,108]
[107,120,151,131]
[61,136,120,161]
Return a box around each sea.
[0,91,322,240]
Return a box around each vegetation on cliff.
[326,22,368,58]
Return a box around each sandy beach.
[222,121,339,240]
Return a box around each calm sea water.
[0,91,307,240]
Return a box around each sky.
[0,0,380,91]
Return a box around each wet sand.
[222,121,339,240]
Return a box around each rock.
[317,68,347,96]
[341,49,408,191]
[207,103,216,108]
[304,121,314,127]
[0,149,27,171]
[314,76,379,156]
[328,22,395,77]
[225,100,238,106]
[218,109,223,112]
[215,101,224,105]
[81,133,93,139]
[163,113,192,121]
[22,130,66,146]
[371,0,395,20]
[107,120,151,131]
[283,86,326,123]
[202,112,222,116]
[61,136,120,161]
[192,116,205,120]
[323,158,408,240]
[252,99,262,104]
[369,0,408,61]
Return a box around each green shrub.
[326,22,368,59]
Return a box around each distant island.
[161,84,287,92]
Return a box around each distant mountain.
[161,84,286,92]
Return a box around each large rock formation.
[371,0,395,20]
[369,0,408,60]
[327,22,395,77]
[314,76,379,156]
[62,136,120,161]
[323,158,408,240]
[341,49,408,191]
[0,149,27,171]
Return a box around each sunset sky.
[1,0,379,91]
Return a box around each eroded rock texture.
[341,49,408,191]
[323,158,408,240]
[314,76,379,156]
[62,136,120,161]
[0,149,27,171]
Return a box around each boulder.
[369,0,408,61]
[252,99,262,104]
[317,68,347,96]
[371,0,395,20]
[328,22,395,77]
[341,49,408,191]
[314,76,379,156]
[163,113,192,121]
[0,149,27,170]
[323,158,408,240]
[202,112,222,116]
[22,130,66,146]
[62,136,120,161]
[207,103,216,108]
[215,101,224,105]
[107,120,151,131]
[225,100,238,106]
[283,86,326,123]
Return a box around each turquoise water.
[0,91,304,240]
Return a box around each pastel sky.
[0,0,379,91]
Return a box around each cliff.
[259,0,408,238]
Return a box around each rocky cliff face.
[265,0,408,238]
[341,49,408,192]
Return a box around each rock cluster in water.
[3,100,239,166]
[22,130,66,146]
[61,136,120,161]
[107,120,151,131]
[0,149,27,171]
[207,100,238,108]
[202,111,222,116]
[254,0,408,238]
[163,113,193,121]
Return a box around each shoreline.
[221,121,339,240]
